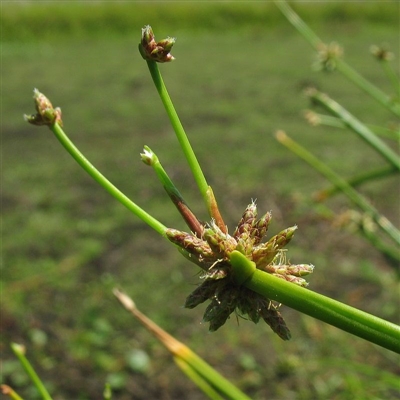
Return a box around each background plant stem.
[275,0,400,117]
[276,131,400,247]
[308,90,400,171]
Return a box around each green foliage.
[2,1,398,41]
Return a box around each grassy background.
[2,2,400,399]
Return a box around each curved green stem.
[230,251,400,353]
[145,61,210,213]
[50,123,167,237]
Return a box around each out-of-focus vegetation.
[3,2,399,399]
[2,1,398,41]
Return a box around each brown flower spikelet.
[166,201,313,339]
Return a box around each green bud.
[140,145,157,166]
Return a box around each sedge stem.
[230,251,400,354]
[50,123,167,237]
[145,60,211,215]
[276,131,400,246]
[10,343,52,400]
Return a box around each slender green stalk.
[317,165,397,199]
[103,383,112,400]
[0,385,24,400]
[141,145,204,236]
[275,0,400,117]
[276,131,400,246]
[141,145,184,200]
[177,346,252,400]
[305,111,400,140]
[10,343,53,400]
[311,200,400,263]
[335,60,400,117]
[113,289,251,400]
[50,123,167,237]
[174,357,226,400]
[229,251,400,354]
[308,90,400,171]
[381,60,400,96]
[145,61,210,212]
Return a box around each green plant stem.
[229,251,400,354]
[317,165,397,199]
[145,61,210,212]
[10,343,52,400]
[1,385,24,400]
[312,202,400,264]
[276,131,400,246]
[308,90,400,171]
[142,145,204,236]
[306,111,400,140]
[174,357,225,400]
[50,123,167,237]
[335,60,400,117]
[381,60,400,96]
[113,289,251,400]
[275,0,400,117]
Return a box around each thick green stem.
[50,123,167,237]
[230,251,400,353]
[145,61,210,214]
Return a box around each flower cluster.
[370,44,394,62]
[24,89,63,127]
[139,25,176,63]
[167,201,314,339]
[314,42,343,72]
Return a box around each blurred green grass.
[2,2,400,399]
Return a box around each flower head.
[314,42,343,72]
[139,25,175,63]
[167,201,314,339]
[24,89,63,127]
[370,44,394,62]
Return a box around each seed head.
[24,89,63,127]
[139,25,175,63]
[169,201,314,339]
